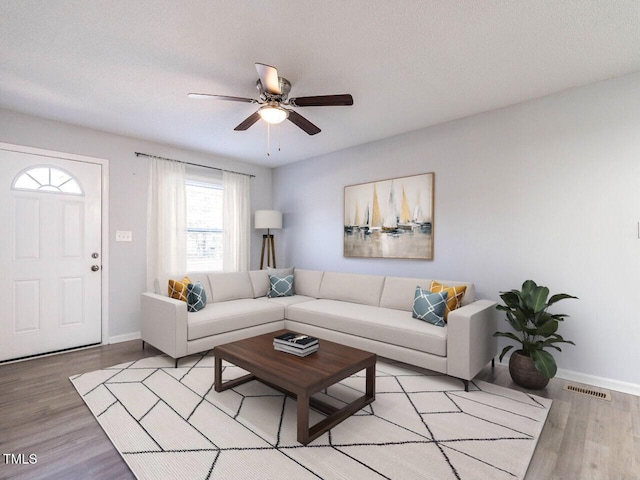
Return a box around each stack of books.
[273,333,319,357]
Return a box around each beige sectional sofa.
[140,269,497,390]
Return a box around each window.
[12,165,83,195]
[185,177,223,272]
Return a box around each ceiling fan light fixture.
[258,104,289,124]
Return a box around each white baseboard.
[109,332,141,344]
[0,344,101,365]
[554,367,640,397]
[498,356,640,397]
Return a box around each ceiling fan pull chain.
[278,124,281,152]
[267,123,271,156]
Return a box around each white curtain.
[222,171,251,271]
[146,158,186,291]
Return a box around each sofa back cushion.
[439,279,475,306]
[380,276,475,311]
[319,272,385,306]
[208,271,254,302]
[154,274,177,296]
[248,270,269,297]
[294,269,324,298]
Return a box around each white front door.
[0,147,103,361]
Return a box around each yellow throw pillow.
[429,280,467,321]
[168,276,191,302]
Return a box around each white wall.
[0,109,273,340]
[273,71,640,390]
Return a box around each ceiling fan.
[188,63,353,136]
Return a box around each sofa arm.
[446,299,497,381]
[140,292,188,359]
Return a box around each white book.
[273,338,319,350]
[274,344,318,357]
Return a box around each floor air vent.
[564,384,611,401]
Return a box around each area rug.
[70,352,551,480]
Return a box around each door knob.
[91,265,100,272]
[92,252,99,259]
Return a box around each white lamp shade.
[255,210,282,229]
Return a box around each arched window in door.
[11,165,84,195]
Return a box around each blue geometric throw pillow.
[412,286,448,327]
[268,274,294,298]
[186,282,207,312]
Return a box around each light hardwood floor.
[475,365,640,480]
[0,341,638,479]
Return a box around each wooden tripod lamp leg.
[264,228,276,268]
[260,234,267,269]
[270,234,276,268]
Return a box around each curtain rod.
[134,152,255,178]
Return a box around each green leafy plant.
[494,280,577,379]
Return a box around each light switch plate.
[116,230,132,242]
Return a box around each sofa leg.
[142,340,145,350]
[492,357,495,368]
[463,379,469,392]
[175,358,179,368]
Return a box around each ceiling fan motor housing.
[257,77,291,102]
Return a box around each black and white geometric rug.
[70,352,551,480]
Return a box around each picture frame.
[344,172,434,259]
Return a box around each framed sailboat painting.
[344,173,434,259]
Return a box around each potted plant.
[494,280,577,389]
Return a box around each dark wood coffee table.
[213,329,376,445]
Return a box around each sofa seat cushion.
[286,299,447,356]
[258,295,316,308]
[187,299,284,341]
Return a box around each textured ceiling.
[1,1,640,167]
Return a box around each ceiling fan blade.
[289,94,353,107]
[234,111,261,131]
[287,110,321,135]
[188,93,258,103]
[255,63,281,95]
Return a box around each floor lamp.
[255,210,282,269]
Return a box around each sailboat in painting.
[369,184,383,232]
[413,203,424,223]
[345,201,364,233]
[344,211,353,233]
[382,181,399,233]
[412,192,432,233]
[361,203,370,233]
[353,203,361,231]
[398,187,413,230]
